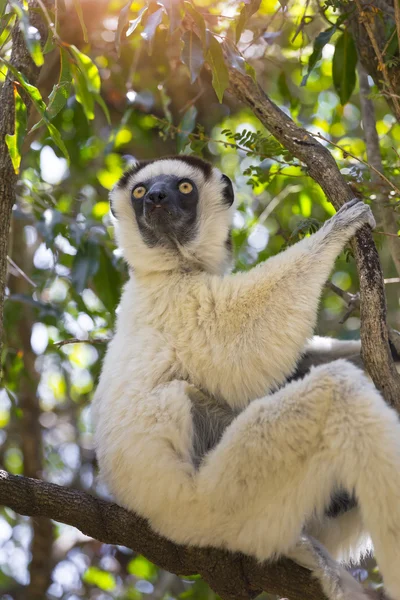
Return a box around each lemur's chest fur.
[114,276,297,409]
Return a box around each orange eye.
[133,186,146,199]
[179,181,193,194]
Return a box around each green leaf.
[5,85,27,174]
[2,60,69,159]
[69,45,100,93]
[245,61,256,81]
[235,0,261,43]
[9,0,44,66]
[177,105,197,152]
[42,29,56,54]
[278,70,298,108]
[95,94,111,125]
[69,45,108,122]
[45,122,69,159]
[70,61,94,120]
[158,0,181,33]
[159,85,172,123]
[141,6,164,54]
[332,30,357,105]
[0,0,8,17]
[116,0,133,55]
[31,47,72,132]
[301,26,336,86]
[71,241,100,294]
[181,30,204,83]
[93,247,120,313]
[126,6,148,37]
[0,12,16,47]
[46,47,72,119]
[384,23,399,60]
[206,34,229,103]
[72,0,88,43]
[184,2,207,47]
[3,60,45,110]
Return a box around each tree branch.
[226,66,400,409]
[0,469,331,600]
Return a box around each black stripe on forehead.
[115,155,213,189]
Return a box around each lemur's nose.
[147,189,168,205]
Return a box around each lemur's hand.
[334,198,376,231]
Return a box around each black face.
[130,174,199,247]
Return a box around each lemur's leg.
[286,534,369,600]
[196,360,400,600]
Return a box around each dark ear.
[221,174,234,206]
[109,190,117,218]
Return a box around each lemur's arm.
[194,200,375,394]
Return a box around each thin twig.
[7,255,37,287]
[313,131,400,195]
[326,281,360,324]
[53,337,110,348]
[382,27,397,57]
[384,277,400,284]
[257,185,303,224]
[291,0,312,43]
[376,230,400,238]
[178,88,204,114]
[35,0,61,42]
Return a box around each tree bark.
[8,216,54,600]
[0,2,52,597]
[0,0,45,358]
[0,470,333,600]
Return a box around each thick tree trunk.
[8,217,54,599]
[0,0,45,358]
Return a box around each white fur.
[93,173,400,600]
[112,160,234,275]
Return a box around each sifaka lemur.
[93,155,400,600]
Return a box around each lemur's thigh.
[196,360,396,559]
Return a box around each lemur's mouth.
[144,205,173,227]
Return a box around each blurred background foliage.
[0,0,399,597]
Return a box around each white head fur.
[110,156,235,275]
